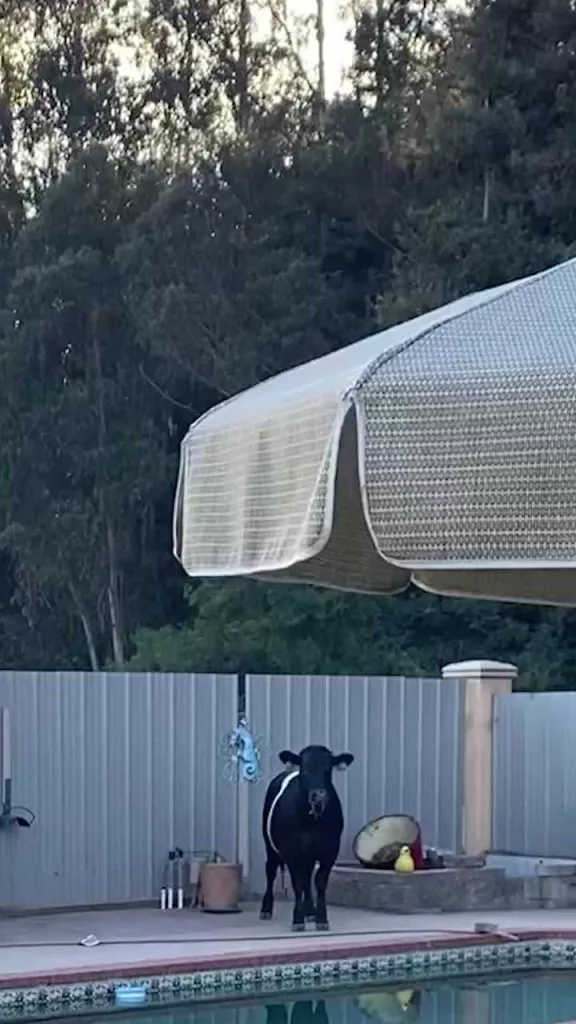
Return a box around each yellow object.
[395,990,414,1009]
[394,845,415,873]
[357,991,417,1022]
[357,993,404,1021]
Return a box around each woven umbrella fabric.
[174,256,576,605]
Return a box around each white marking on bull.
[266,770,300,854]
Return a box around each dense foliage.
[1,0,576,687]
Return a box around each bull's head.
[279,745,354,818]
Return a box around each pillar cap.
[442,659,518,681]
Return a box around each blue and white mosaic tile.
[0,939,575,1021]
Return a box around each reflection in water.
[356,989,421,1023]
[264,991,422,1024]
[266,1001,330,1024]
[67,972,576,1024]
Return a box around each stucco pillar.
[442,660,517,856]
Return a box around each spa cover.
[173,256,576,606]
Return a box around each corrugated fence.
[245,674,465,896]
[0,671,238,908]
[493,691,576,857]
[0,671,465,909]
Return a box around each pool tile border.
[1,933,576,1020]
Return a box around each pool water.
[61,973,576,1024]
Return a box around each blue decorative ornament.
[220,717,263,783]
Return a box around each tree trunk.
[316,0,326,129]
[106,519,125,667]
[482,166,492,223]
[0,57,17,190]
[374,0,386,113]
[482,97,492,223]
[68,582,100,671]
[90,310,126,667]
[237,0,251,134]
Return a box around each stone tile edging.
[1,932,576,1021]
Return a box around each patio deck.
[2,903,576,988]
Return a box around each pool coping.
[1,928,575,988]
[2,929,576,1018]
[0,932,523,987]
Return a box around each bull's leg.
[265,1005,288,1024]
[291,1002,315,1024]
[314,859,334,931]
[302,874,315,921]
[313,1003,329,1024]
[288,861,310,931]
[260,849,280,920]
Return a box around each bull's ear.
[279,750,301,767]
[333,753,354,771]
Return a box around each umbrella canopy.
[173,256,576,606]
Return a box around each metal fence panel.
[0,671,238,909]
[245,674,465,894]
[493,691,576,857]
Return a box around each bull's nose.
[310,788,328,809]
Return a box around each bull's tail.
[280,862,288,895]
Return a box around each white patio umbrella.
[173,256,576,606]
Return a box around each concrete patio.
[2,903,576,986]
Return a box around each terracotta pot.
[198,861,242,913]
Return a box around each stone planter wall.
[329,865,576,912]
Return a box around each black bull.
[260,745,354,931]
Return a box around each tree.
[128,578,576,691]
[119,152,347,400]
[0,0,142,198]
[137,0,299,164]
[349,0,446,127]
[376,0,576,324]
[0,0,575,684]
[0,147,175,667]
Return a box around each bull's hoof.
[292,922,306,932]
[316,921,330,931]
[260,911,272,920]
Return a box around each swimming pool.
[16,974,576,1024]
[2,936,576,1022]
